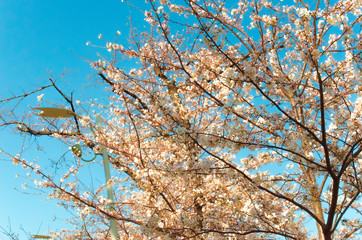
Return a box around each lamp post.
[33,107,119,240]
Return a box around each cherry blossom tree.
[1,0,362,239]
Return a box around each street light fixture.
[33,107,119,240]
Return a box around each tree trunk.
[307,169,325,240]
[311,192,325,240]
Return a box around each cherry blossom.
[1,0,362,239]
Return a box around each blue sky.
[1,0,360,239]
[0,0,147,238]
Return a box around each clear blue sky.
[1,1,358,239]
[0,1,146,238]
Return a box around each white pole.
[96,114,118,240]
